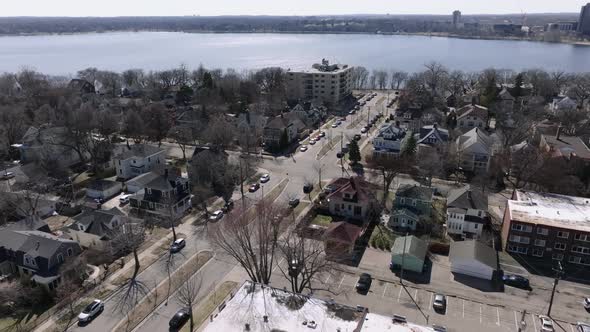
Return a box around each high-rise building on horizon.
[578,3,590,35]
[453,10,462,29]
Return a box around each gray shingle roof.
[3,230,77,259]
[447,186,488,211]
[396,185,434,201]
[72,207,125,238]
[391,235,427,260]
[450,240,498,270]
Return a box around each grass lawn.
[290,201,310,220]
[265,178,289,203]
[0,318,17,330]
[369,224,397,251]
[310,214,333,227]
[181,281,239,332]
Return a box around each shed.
[449,240,498,280]
[86,179,122,200]
[390,235,428,273]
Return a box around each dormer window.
[67,248,73,257]
[78,224,85,231]
[57,253,64,264]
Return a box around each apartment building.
[501,190,590,269]
[285,59,353,109]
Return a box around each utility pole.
[400,232,408,284]
[547,261,564,317]
[340,132,344,178]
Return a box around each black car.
[503,274,530,290]
[354,134,361,141]
[303,183,314,194]
[248,183,260,192]
[336,151,344,159]
[222,200,234,212]
[169,309,190,329]
[288,198,300,208]
[355,273,372,292]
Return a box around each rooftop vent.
[263,315,268,323]
[245,323,250,331]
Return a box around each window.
[149,202,154,209]
[507,245,527,254]
[412,199,417,206]
[552,253,563,261]
[147,188,152,194]
[148,157,151,162]
[67,248,73,257]
[554,242,566,250]
[118,160,121,165]
[511,224,532,232]
[537,228,548,236]
[557,231,569,239]
[133,160,136,164]
[57,254,64,264]
[400,198,405,204]
[571,246,590,255]
[575,233,589,242]
[477,211,482,217]
[534,239,546,247]
[569,256,582,264]
[509,235,530,244]
[474,224,479,229]
[532,249,544,257]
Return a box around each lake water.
[1,32,590,75]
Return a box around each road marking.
[272,258,285,273]
[397,285,403,302]
[496,307,500,326]
[479,304,482,324]
[462,299,465,318]
[514,311,518,330]
[532,314,537,331]
[382,283,388,298]
[413,289,418,304]
[325,274,331,284]
[338,276,345,289]
[571,324,575,332]
[429,293,433,310]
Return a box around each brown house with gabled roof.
[323,221,364,260]
[325,177,378,221]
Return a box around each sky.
[1,0,588,17]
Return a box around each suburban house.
[540,129,590,163]
[449,240,498,281]
[233,111,268,143]
[497,88,515,112]
[86,179,123,200]
[394,105,423,132]
[455,128,494,172]
[501,190,590,269]
[446,186,489,239]
[125,171,161,193]
[550,96,578,115]
[416,124,449,153]
[67,79,96,94]
[390,235,428,273]
[262,115,305,151]
[65,207,130,251]
[18,126,85,168]
[0,229,82,289]
[289,102,326,128]
[129,169,191,219]
[372,122,407,157]
[325,177,379,221]
[389,185,434,231]
[323,221,363,261]
[114,144,165,180]
[1,191,58,219]
[455,103,488,131]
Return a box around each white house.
[446,186,488,239]
[455,128,494,172]
[449,240,498,280]
[372,123,407,157]
[86,179,123,200]
[125,171,161,193]
[65,207,129,251]
[455,104,488,130]
[550,96,578,115]
[114,144,165,180]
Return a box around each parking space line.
[337,276,345,289]
[413,289,418,305]
[571,324,575,332]
[382,283,388,298]
[462,299,465,318]
[325,274,331,284]
[429,293,433,310]
[496,307,500,326]
[479,304,482,324]
[532,314,537,331]
[397,285,403,303]
[514,311,518,330]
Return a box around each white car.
[331,123,338,128]
[300,146,308,152]
[539,315,555,332]
[584,297,590,310]
[119,194,131,204]
[209,210,224,221]
[577,322,590,332]
[260,174,270,183]
[309,139,316,145]
[78,299,104,323]
[0,172,14,180]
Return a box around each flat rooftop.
[508,190,590,232]
[202,281,434,332]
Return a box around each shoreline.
[1,29,590,46]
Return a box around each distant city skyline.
[1,0,589,17]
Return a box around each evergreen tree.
[279,129,289,149]
[348,139,361,164]
[513,73,524,98]
[401,133,417,157]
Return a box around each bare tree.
[423,62,449,98]
[374,70,388,90]
[390,70,408,90]
[175,274,202,331]
[278,232,335,294]
[366,155,412,207]
[569,73,590,106]
[122,110,146,145]
[168,125,194,162]
[144,103,172,146]
[211,199,285,284]
[416,150,443,187]
[202,116,236,151]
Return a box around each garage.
[449,240,498,280]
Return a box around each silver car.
[78,299,104,323]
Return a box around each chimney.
[245,323,251,331]
[471,96,476,106]
[433,123,438,130]
[263,315,268,323]
[556,126,562,140]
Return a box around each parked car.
[249,183,260,192]
[336,151,344,159]
[119,194,131,205]
[502,274,530,290]
[538,315,555,332]
[288,198,300,208]
[309,139,316,145]
[170,238,186,253]
[222,200,234,212]
[354,134,361,141]
[0,172,14,180]
[300,145,308,152]
[169,308,190,329]
[577,322,590,332]
[319,131,326,137]
[355,273,372,292]
[209,210,224,221]
[360,127,368,133]
[260,173,270,183]
[432,294,446,311]
[584,297,590,310]
[323,184,337,194]
[303,183,314,194]
[432,325,447,332]
[331,123,338,128]
[78,299,104,323]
